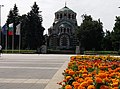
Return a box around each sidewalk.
[44,60,69,89]
[0,54,76,89]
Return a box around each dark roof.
[56,6,75,13]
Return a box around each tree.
[20,14,29,49]
[12,4,21,49]
[102,30,113,50]
[111,16,120,51]
[21,2,45,50]
[77,14,104,51]
[6,4,20,49]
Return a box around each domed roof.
[59,23,72,28]
[56,6,75,13]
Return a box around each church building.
[48,5,78,50]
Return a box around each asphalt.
[0,54,76,89]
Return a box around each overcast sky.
[1,0,120,34]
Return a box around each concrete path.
[0,54,75,89]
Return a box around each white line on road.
[0,66,59,69]
[0,78,50,84]
[0,62,63,65]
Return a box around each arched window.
[68,14,71,19]
[67,28,69,33]
[60,14,62,19]
[56,14,59,19]
[64,28,66,33]
[72,14,74,19]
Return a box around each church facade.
[48,5,78,50]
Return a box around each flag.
[2,24,7,35]
[16,23,21,35]
[0,26,1,31]
[8,23,13,35]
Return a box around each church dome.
[59,23,71,28]
[55,6,75,13]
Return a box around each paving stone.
[0,54,73,89]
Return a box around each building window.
[60,14,62,19]
[64,13,67,17]
[67,28,69,33]
[64,28,66,33]
[68,14,71,19]
[56,14,59,19]
[72,14,75,19]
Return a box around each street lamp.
[0,5,4,45]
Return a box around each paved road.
[0,54,74,89]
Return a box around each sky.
[1,0,120,34]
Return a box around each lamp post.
[0,5,4,45]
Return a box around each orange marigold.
[66,76,71,81]
[77,78,84,83]
[80,81,88,87]
[78,85,86,89]
[112,82,118,87]
[87,79,93,85]
[98,73,107,79]
[113,87,119,89]
[87,85,96,89]
[95,77,103,83]
[85,77,92,81]
[82,74,88,78]
[75,76,79,80]
[69,70,75,75]
[100,85,109,89]
[65,85,72,89]
[72,81,80,88]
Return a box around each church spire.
[65,2,67,7]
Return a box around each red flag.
[8,23,13,35]
[8,31,13,35]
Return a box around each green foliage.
[84,51,118,55]
[21,2,45,50]
[87,68,95,72]
[111,16,120,51]
[76,14,104,51]
[5,4,20,49]
[102,30,113,50]
[72,65,78,71]
[3,2,45,50]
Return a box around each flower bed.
[58,55,120,89]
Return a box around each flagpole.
[16,23,21,53]
[5,26,8,53]
[18,23,21,53]
[19,33,21,53]
[0,5,4,45]
[12,23,14,53]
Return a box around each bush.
[84,51,118,55]
[2,50,36,54]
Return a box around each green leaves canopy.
[77,14,104,51]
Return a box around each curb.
[44,60,69,89]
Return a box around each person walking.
[0,45,2,57]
